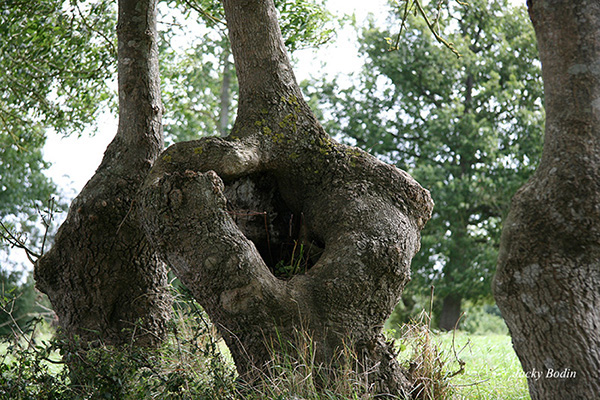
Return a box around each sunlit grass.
[436,332,530,400]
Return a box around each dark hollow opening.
[224,173,324,279]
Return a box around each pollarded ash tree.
[494,0,600,399]
[139,0,432,395]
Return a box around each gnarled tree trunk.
[494,1,600,398]
[34,0,171,347]
[139,0,433,396]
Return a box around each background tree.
[0,0,115,139]
[306,0,544,329]
[494,0,600,398]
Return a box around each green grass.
[1,309,532,399]
[1,329,532,399]
[432,332,530,400]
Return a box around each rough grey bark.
[34,0,171,347]
[494,1,600,399]
[139,0,433,396]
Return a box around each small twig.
[74,1,117,58]
[2,295,30,347]
[116,199,135,235]
[37,197,55,255]
[181,0,226,27]
[413,0,461,57]
[391,0,463,57]
[447,311,466,378]
[453,378,491,388]
[392,0,413,51]
[0,220,41,263]
[0,312,38,329]
[0,197,56,263]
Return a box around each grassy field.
[430,332,530,399]
[1,319,531,399]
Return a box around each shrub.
[461,304,508,335]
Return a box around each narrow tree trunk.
[34,0,171,347]
[139,0,433,397]
[494,1,600,398]
[439,294,461,331]
[218,46,231,137]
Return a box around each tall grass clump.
[1,278,471,399]
[396,310,464,400]
[239,328,380,399]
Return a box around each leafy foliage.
[276,0,338,52]
[0,0,116,138]
[0,134,55,220]
[0,0,115,258]
[307,0,544,318]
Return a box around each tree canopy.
[0,0,115,138]
[306,0,544,328]
[0,0,113,260]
